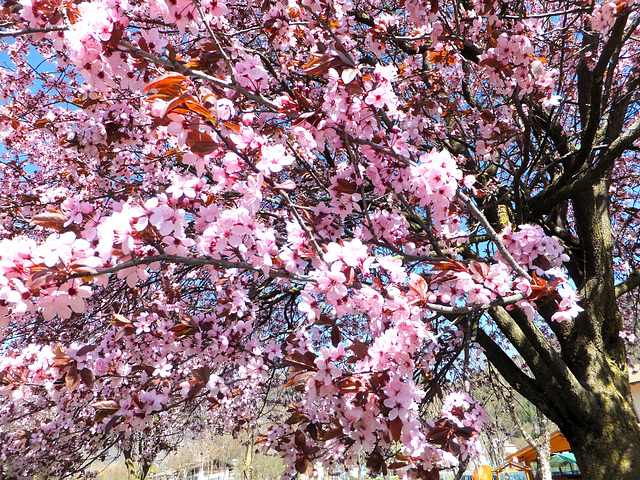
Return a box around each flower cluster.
[5,0,629,477]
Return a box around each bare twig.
[0,26,67,37]
[458,190,533,281]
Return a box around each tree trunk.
[507,399,551,480]
[559,178,640,479]
[243,429,254,480]
[477,177,640,480]
[532,411,551,480]
[124,445,151,480]
[481,317,640,480]
[536,449,551,480]
[558,385,640,480]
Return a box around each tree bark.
[566,404,640,480]
[243,429,254,480]
[561,178,640,479]
[479,176,640,480]
[124,445,151,480]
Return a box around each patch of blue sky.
[0,37,80,176]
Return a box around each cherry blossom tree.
[1,0,640,479]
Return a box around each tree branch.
[64,254,314,283]
[616,269,640,297]
[475,329,556,417]
[531,113,640,217]
[458,191,532,281]
[489,306,596,423]
[0,25,67,37]
[576,13,629,165]
[117,40,281,112]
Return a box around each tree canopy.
[1,0,640,478]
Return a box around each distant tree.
[1,1,640,479]
[507,395,551,480]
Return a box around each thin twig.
[458,190,533,281]
[0,26,67,37]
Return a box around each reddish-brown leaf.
[111,313,131,327]
[92,399,120,411]
[389,417,403,442]
[468,260,490,282]
[221,121,241,132]
[330,325,342,347]
[348,340,369,361]
[104,415,120,433]
[76,344,97,357]
[294,429,307,450]
[285,410,309,425]
[65,364,81,392]
[337,377,361,394]
[114,326,136,341]
[191,365,211,383]
[302,54,339,76]
[187,381,205,400]
[143,73,189,94]
[168,322,197,337]
[295,456,309,474]
[93,400,120,422]
[186,130,219,156]
[80,368,95,389]
[314,314,334,326]
[478,56,506,71]
[307,422,318,441]
[52,345,72,369]
[31,211,68,231]
[423,467,441,480]
[322,427,344,441]
[332,178,358,195]
[430,260,469,273]
[426,424,451,445]
[284,371,315,388]
[283,351,317,372]
[185,100,215,121]
[25,267,58,290]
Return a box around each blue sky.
[0,40,59,171]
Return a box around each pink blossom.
[256,144,294,175]
[316,263,348,302]
[234,56,269,91]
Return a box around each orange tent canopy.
[507,431,571,465]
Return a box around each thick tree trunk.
[560,179,640,479]
[477,177,640,480]
[562,390,640,480]
[482,323,640,480]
